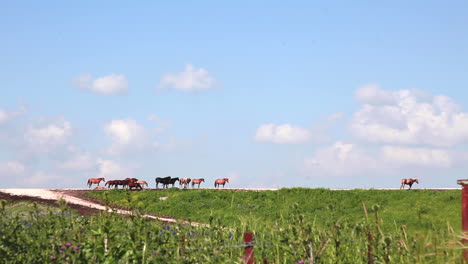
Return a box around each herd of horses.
[87,177,147,190]
[88,177,419,190]
[87,177,229,189]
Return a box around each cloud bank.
[351,85,468,147]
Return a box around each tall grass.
[0,196,465,263]
[87,188,461,234]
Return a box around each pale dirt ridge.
[0,189,206,227]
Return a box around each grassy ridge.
[86,188,461,233]
[1,189,464,263]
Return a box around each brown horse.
[180,177,191,188]
[192,178,205,188]
[105,180,118,188]
[400,178,419,190]
[214,178,229,188]
[137,180,148,187]
[87,178,105,188]
[125,178,138,183]
[128,182,143,190]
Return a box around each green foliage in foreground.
[86,188,461,234]
[0,199,465,263]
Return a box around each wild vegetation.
[0,188,465,263]
[86,188,461,234]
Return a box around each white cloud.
[327,112,344,122]
[104,119,158,155]
[350,85,468,147]
[0,110,8,123]
[23,171,62,187]
[159,64,219,92]
[255,123,311,144]
[0,104,26,124]
[59,154,96,171]
[25,120,72,149]
[381,146,452,168]
[302,141,460,178]
[303,141,383,176]
[97,159,135,179]
[73,73,128,94]
[355,84,399,105]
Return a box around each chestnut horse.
[400,178,419,190]
[214,178,229,188]
[128,182,143,190]
[137,180,148,187]
[180,178,191,188]
[105,180,118,188]
[87,178,105,188]
[192,178,205,188]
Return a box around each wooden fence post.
[244,232,254,264]
[457,180,468,261]
[179,235,186,257]
[367,231,374,264]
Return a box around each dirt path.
[0,189,206,227]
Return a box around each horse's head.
[201,178,205,182]
[415,179,419,184]
[225,178,229,183]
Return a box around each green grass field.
[1,188,465,263]
[86,188,462,234]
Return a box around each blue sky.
[1,1,468,188]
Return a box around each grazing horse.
[105,180,118,188]
[191,178,205,188]
[124,178,138,183]
[116,180,129,189]
[156,176,171,188]
[180,178,191,188]
[88,178,105,188]
[128,182,143,190]
[168,177,179,188]
[400,178,419,190]
[214,178,229,188]
[137,180,148,187]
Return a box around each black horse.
[155,176,180,188]
[167,177,179,188]
[156,176,171,188]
